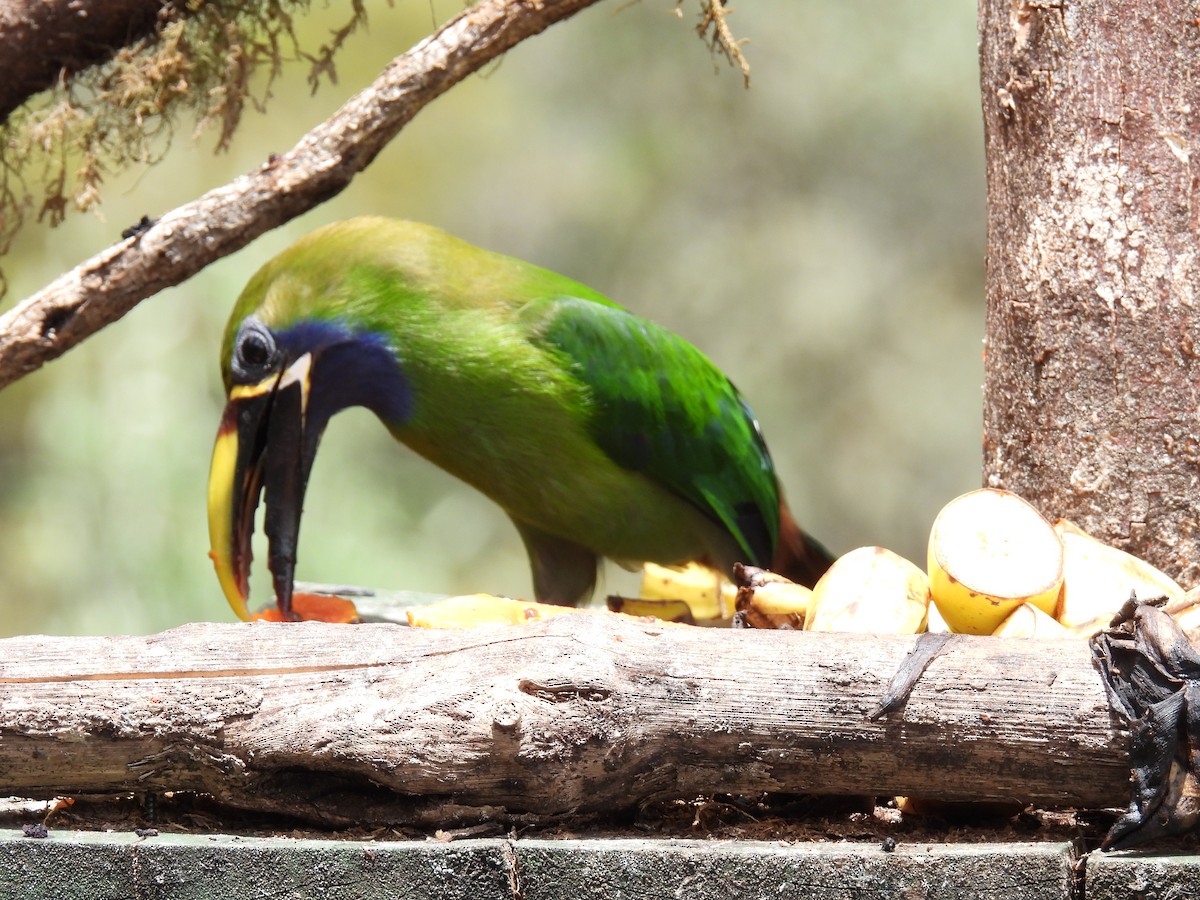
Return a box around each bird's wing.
[524,295,780,566]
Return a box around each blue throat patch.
[276,320,412,428]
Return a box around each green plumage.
[220,217,799,604]
[528,296,779,565]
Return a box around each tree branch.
[0,0,605,392]
[0,615,1131,828]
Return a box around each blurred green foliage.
[0,0,984,636]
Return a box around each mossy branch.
[0,0,370,261]
[0,0,606,391]
[691,0,750,87]
[0,0,167,124]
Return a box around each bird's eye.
[234,320,277,376]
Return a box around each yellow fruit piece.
[406,594,582,628]
[928,488,1063,635]
[1169,588,1200,636]
[1053,519,1184,628]
[637,561,737,623]
[606,596,697,624]
[992,602,1069,639]
[739,578,813,617]
[733,566,813,629]
[805,546,929,634]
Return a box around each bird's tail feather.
[772,499,836,588]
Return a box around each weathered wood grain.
[0,616,1130,826]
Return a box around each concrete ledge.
[1,832,512,900]
[2,830,139,900]
[0,830,1091,899]
[12,831,1200,899]
[1085,850,1200,900]
[517,838,1076,900]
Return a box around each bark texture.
[0,0,168,123]
[0,0,604,392]
[979,1,1200,585]
[0,617,1129,827]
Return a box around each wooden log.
[0,616,1130,827]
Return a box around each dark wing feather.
[527,296,780,566]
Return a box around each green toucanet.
[207,217,833,620]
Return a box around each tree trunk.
[0,616,1129,827]
[979,0,1200,586]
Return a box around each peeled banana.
[733,565,813,629]
[616,561,737,624]
[405,594,584,628]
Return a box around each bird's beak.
[207,355,316,621]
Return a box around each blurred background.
[0,0,984,636]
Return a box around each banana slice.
[633,561,737,623]
[406,594,583,628]
[606,596,697,624]
[928,488,1063,635]
[805,546,929,634]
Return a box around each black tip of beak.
[262,375,315,622]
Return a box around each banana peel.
[406,594,588,628]
[1053,519,1184,629]
[613,561,737,624]
[928,488,1064,635]
[805,546,929,634]
[733,565,813,629]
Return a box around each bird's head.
[207,222,413,621]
